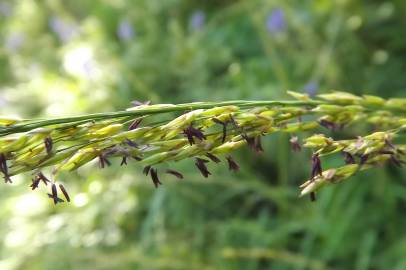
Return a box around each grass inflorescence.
[0,91,405,204]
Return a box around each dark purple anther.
[226,156,240,172]
[30,178,41,190]
[44,137,53,155]
[343,152,356,164]
[0,153,12,183]
[212,118,228,143]
[150,168,162,188]
[59,184,71,202]
[143,165,151,176]
[311,153,323,179]
[183,125,206,145]
[129,118,143,130]
[36,172,50,185]
[310,192,316,202]
[120,156,128,166]
[48,183,64,204]
[206,153,221,163]
[165,169,184,179]
[195,158,211,178]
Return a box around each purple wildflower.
[189,10,205,31]
[304,81,319,97]
[117,19,135,41]
[49,16,78,42]
[0,2,11,16]
[266,8,285,34]
[5,33,25,52]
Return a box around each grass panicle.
[0,91,404,204]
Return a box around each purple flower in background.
[0,1,11,16]
[49,16,78,43]
[189,10,206,31]
[304,80,319,97]
[266,8,286,33]
[5,33,25,52]
[117,19,135,41]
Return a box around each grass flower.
[0,91,404,204]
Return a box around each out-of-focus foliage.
[0,0,405,269]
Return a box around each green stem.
[0,100,321,136]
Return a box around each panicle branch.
[0,91,404,204]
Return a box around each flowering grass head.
[0,91,404,204]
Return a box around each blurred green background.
[0,0,405,269]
